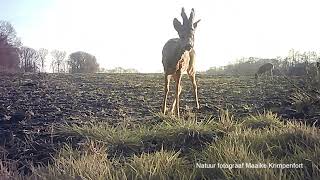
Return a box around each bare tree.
[51,50,66,73]
[0,21,21,72]
[50,59,56,73]
[19,46,40,72]
[0,21,21,47]
[38,48,48,72]
[68,51,99,73]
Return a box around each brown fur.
[255,63,274,79]
[162,8,200,118]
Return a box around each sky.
[1,0,320,73]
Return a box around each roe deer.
[162,8,201,118]
[255,63,274,80]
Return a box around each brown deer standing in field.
[162,8,201,118]
[255,63,274,80]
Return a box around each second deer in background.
[255,63,274,80]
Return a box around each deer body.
[255,63,274,79]
[162,8,200,118]
[162,38,195,75]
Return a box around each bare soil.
[0,73,319,174]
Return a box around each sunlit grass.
[30,143,127,180]
[59,114,219,157]
[30,143,194,180]
[126,148,194,180]
[59,122,151,156]
[2,111,320,179]
[197,121,320,179]
[241,111,284,129]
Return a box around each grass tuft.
[30,142,127,180]
[241,111,284,129]
[126,148,194,180]
[59,116,219,156]
[198,121,320,179]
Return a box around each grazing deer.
[162,8,201,118]
[255,63,274,80]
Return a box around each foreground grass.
[58,113,218,156]
[198,122,320,179]
[1,111,320,179]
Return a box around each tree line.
[0,21,99,73]
[206,49,320,77]
[7,18,316,76]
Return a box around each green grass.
[197,120,320,179]
[30,143,127,180]
[59,121,152,156]
[2,111,320,179]
[240,111,284,129]
[126,148,194,180]
[28,144,195,180]
[59,112,220,157]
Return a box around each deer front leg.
[171,82,182,114]
[162,74,170,115]
[189,73,200,109]
[172,73,182,118]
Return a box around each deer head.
[173,8,201,51]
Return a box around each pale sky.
[1,0,320,73]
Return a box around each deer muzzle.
[185,44,193,51]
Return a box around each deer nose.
[185,44,192,51]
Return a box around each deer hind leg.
[162,74,171,115]
[189,73,200,109]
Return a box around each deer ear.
[173,18,182,32]
[193,19,201,29]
